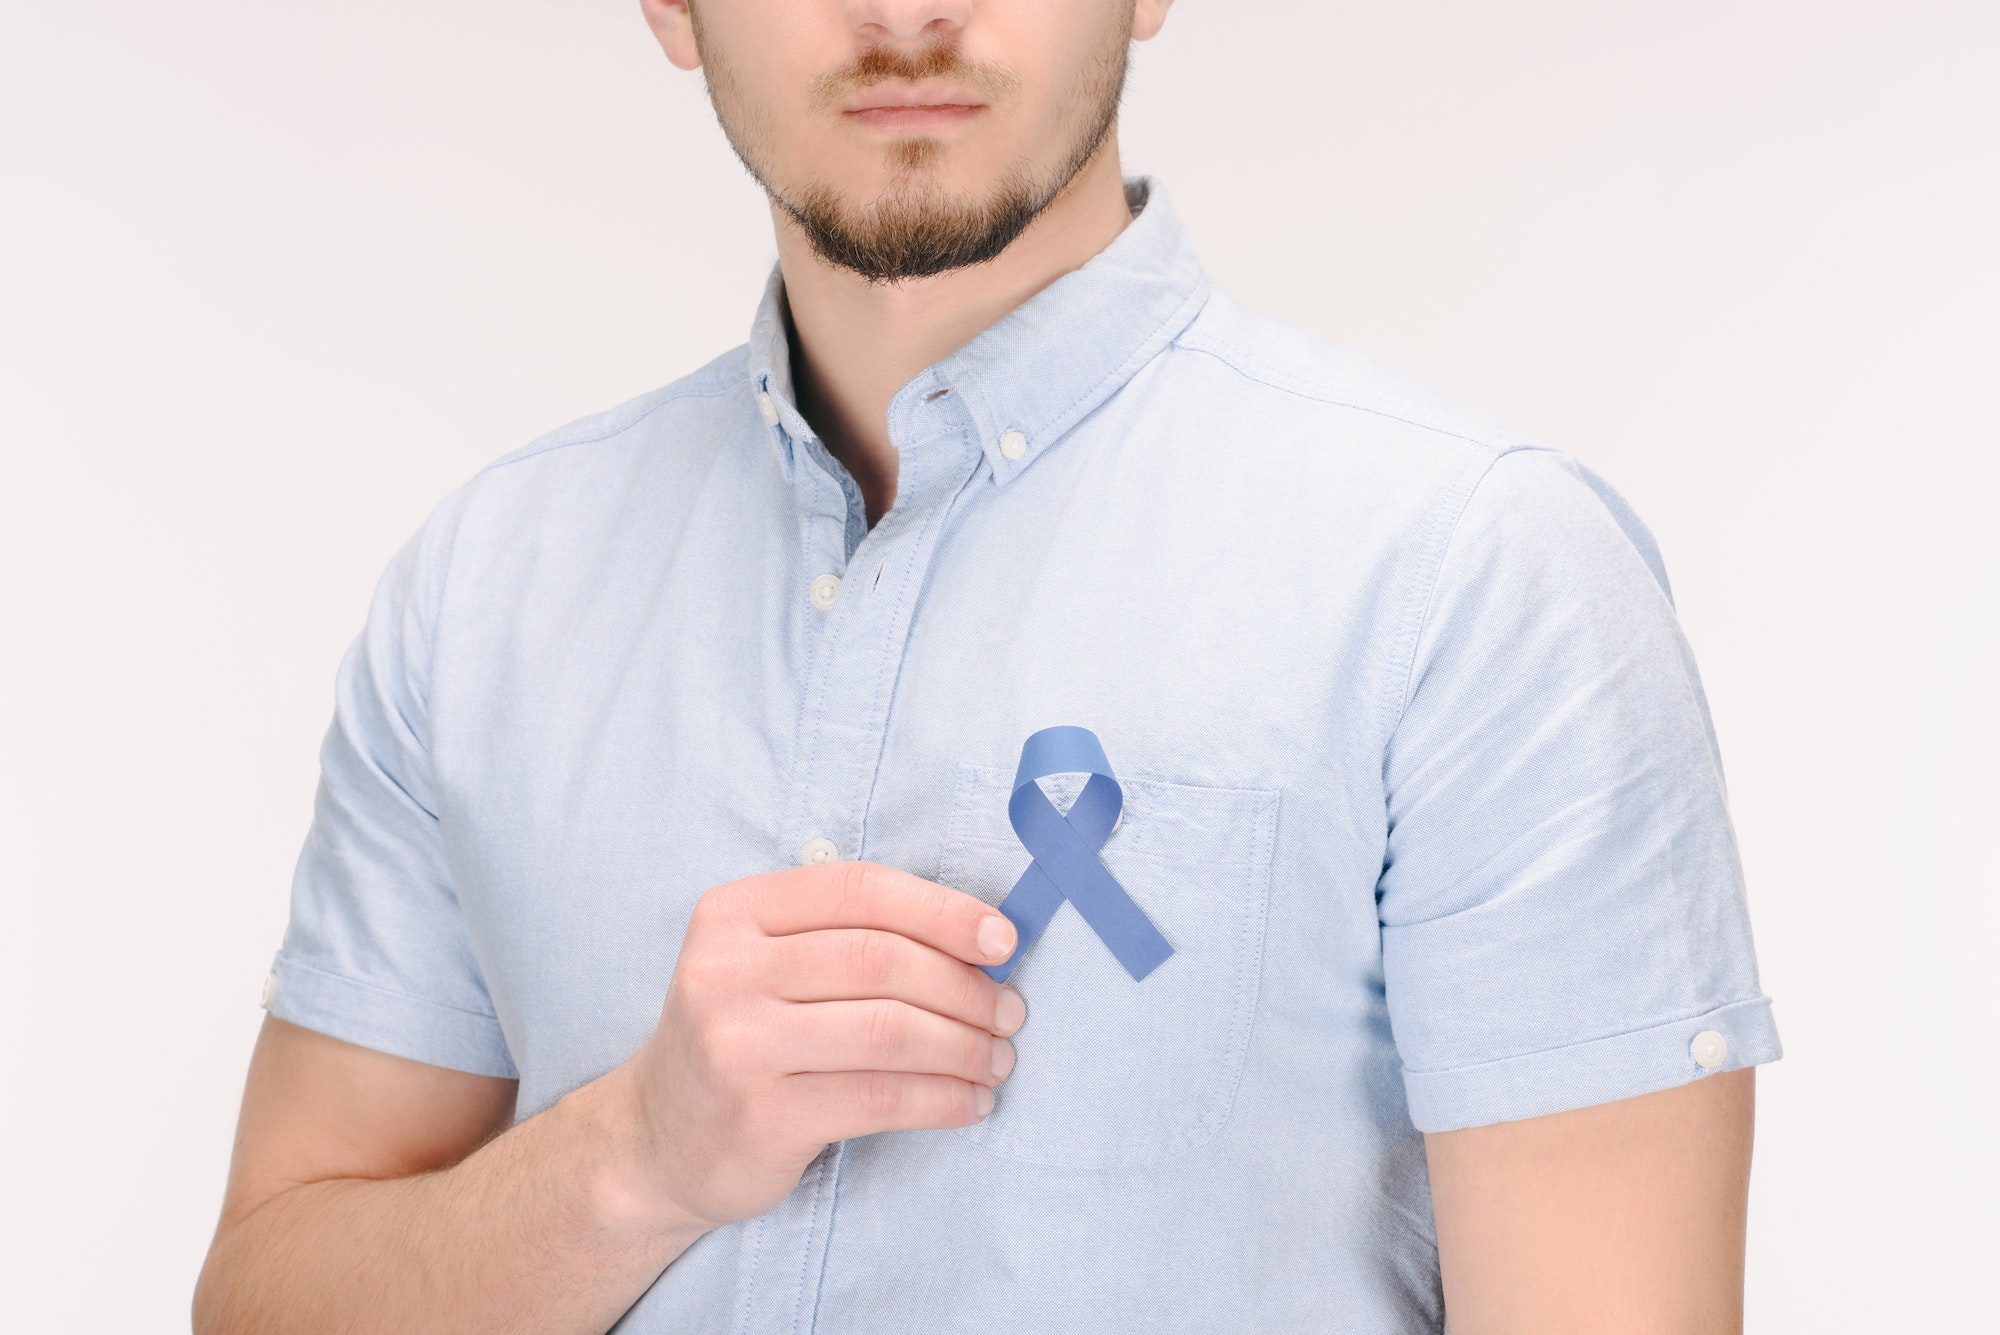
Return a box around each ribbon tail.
[1061,866,1175,982]
[981,859,1066,983]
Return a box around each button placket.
[738,390,982,1335]
[790,496,961,867]
[784,374,980,865]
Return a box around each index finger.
[747,861,1017,968]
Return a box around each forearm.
[193,1061,707,1335]
[198,866,1018,1330]
[1426,1069,1754,1335]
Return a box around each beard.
[693,15,1132,284]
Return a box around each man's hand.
[625,859,1025,1226]
[195,861,1022,1335]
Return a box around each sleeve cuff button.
[1690,1029,1728,1070]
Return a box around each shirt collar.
[745,175,1211,487]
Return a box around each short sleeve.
[1379,448,1778,1133]
[265,506,517,1078]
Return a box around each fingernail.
[977,915,1016,962]
[993,986,1026,1036]
[974,1085,995,1118]
[990,1038,1016,1082]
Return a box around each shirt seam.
[477,377,743,475]
[1165,334,1525,756]
[962,273,1215,480]
[1376,446,1543,755]
[805,1143,844,1330]
[732,1215,767,1335]
[1032,274,1213,444]
[1382,444,1630,753]
[275,953,505,1023]
[407,488,485,1000]
[784,455,858,866]
[787,1152,827,1335]
[856,442,984,858]
[1398,993,1775,1078]
[1168,336,1500,452]
[411,496,453,826]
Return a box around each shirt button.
[757,391,780,425]
[799,837,839,865]
[998,429,1027,460]
[1690,1030,1728,1070]
[260,972,278,1008]
[809,573,841,609]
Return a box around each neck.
[773,141,1134,528]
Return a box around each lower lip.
[848,104,983,131]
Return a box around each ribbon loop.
[980,726,1174,984]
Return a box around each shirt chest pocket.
[935,762,1281,1169]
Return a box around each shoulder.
[1447,446,1675,602]
[1171,292,1668,590]
[1168,291,1515,461]
[391,344,760,613]
[436,345,755,526]
[1157,291,1534,558]
[475,344,751,481]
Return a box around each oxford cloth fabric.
[268,178,1780,1333]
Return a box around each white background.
[3,2,1994,1329]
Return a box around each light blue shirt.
[269,178,1780,1332]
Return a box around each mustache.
[808,38,1022,111]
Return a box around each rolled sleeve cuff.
[1401,995,1781,1133]
[266,955,519,1080]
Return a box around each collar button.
[998,429,1027,460]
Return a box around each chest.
[428,438,1405,1118]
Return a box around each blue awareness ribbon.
[979,726,1174,985]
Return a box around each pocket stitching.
[938,762,1280,1169]
[944,762,1274,864]
[1213,786,1279,1145]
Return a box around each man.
[194,1,1781,1331]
